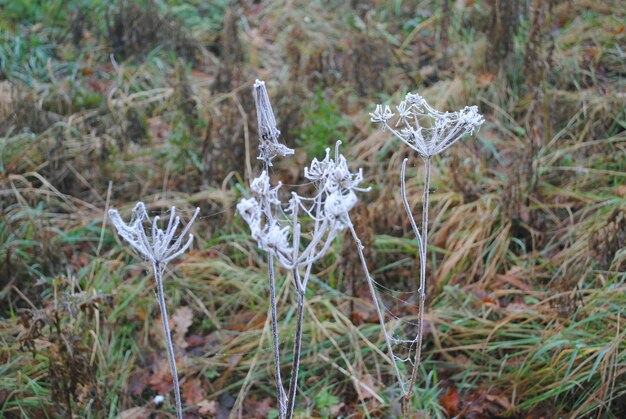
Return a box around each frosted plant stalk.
[371,92,483,416]
[239,80,368,419]
[249,79,294,417]
[109,202,200,419]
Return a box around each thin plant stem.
[347,221,405,393]
[264,159,287,419]
[267,256,286,418]
[404,157,431,413]
[372,92,482,417]
[400,159,423,251]
[153,261,183,419]
[285,273,305,419]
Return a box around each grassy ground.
[1,0,625,417]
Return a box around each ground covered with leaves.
[1,0,625,418]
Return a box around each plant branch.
[347,220,405,394]
[262,158,287,419]
[267,256,287,418]
[405,156,431,407]
[401,158,423,255]
[285,271,306,419]
[153,261,183,419]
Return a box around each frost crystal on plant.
[238,141,367,270]
[250,170,282,205]
[369,92,484,417]
[242,79,370,419]
[254,79,294,165]
[304,142,368,194]
[108,202,200,266]
[371,92,484,157]
[108,202,199,419]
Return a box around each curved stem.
[405,157,431,407]
[285,273,305,419]
[153,262,183,419]
[401,159,423,259]
[347,221,405,394]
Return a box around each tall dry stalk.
[109,203,199,419]
[238,80,368,418]
[371,93,483,416]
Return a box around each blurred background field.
[0,0,625,417]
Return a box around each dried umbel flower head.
[370,92,484,417]
[371,92,484,158]
[303,141,369,228]
[108,202,200,419]
[238,141,368,268]
[304,141,368,195]
[254,79,294,165]
[237,138,368,419]
[108,202,200,266]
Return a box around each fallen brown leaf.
[148,366,173,394]
[127,369,150,397]
[118,406,150,419]
[172,306,193,349]
[357,374,379,402]
[198,399,218,416]
[182,379,204,405]
[440,385,460,417]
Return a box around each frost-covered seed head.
[250,171,282,205]
[304,141,367,194]
[370,104,394,124]
[109,202,199,266]
[236,197,263,235]
[253,79,294,165]
[324,190,357,221]
[370,92,484,158]
[259,223,292,255]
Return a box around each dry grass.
[1,0,625,417]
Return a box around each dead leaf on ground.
[243,396,272,418]
[127,369,150,397]
[357,374,380,402]
[198,399,218,416]
[459,387,511,417]
[182,379,205,405]
[172,306,193,349]
[148,364,173,394]
[440,385,460,417]
[118,406,150,419]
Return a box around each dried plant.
[523,0,556,91]
[108,202,200,419]
[106,0,198,61]
[237,80,368,418]
[16,279,111,416]
[371,92,483,416]
[486,0,523,71]
[589,209,626,271]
